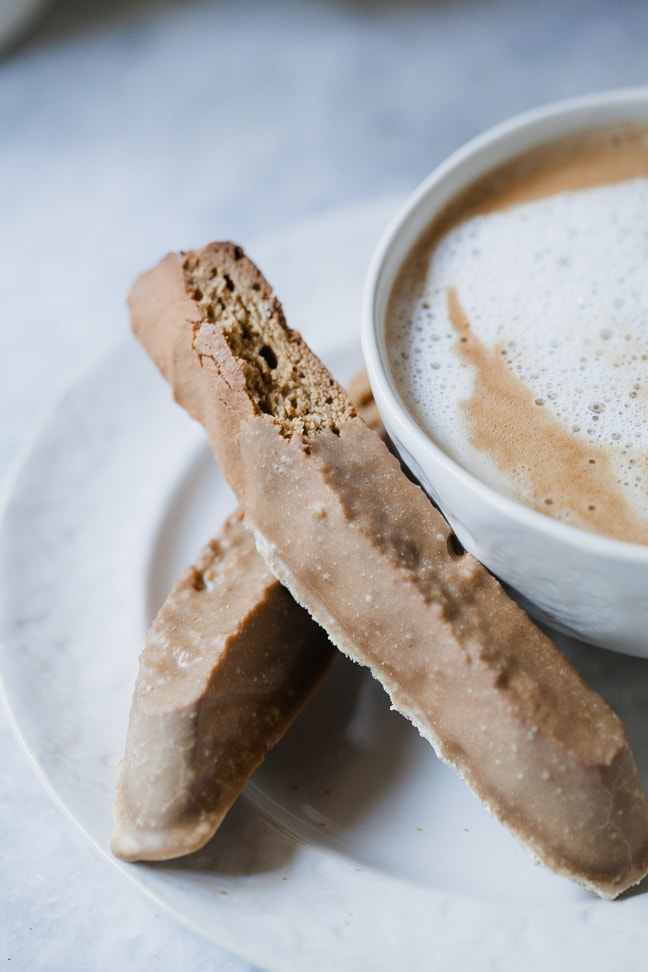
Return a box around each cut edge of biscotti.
[183,242,357,439]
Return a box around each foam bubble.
[388,178,648,530]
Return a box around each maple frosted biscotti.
[129,241,648,898]
[112,372,381,863]
[111,509,334,862]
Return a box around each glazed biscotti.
[129,241,648,897]
[112,371,382,863]
[112,509,334,862]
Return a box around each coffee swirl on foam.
[388,126,648,544]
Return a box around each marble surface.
[2,0,648,968]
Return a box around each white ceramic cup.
[362,88,648,658]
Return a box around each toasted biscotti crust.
[129,241,648,897]
[111,509,334,862]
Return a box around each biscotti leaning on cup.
[129,240,648,899]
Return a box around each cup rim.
[362,86,648,566]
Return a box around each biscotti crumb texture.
[185,244,355,440]
[129,241,648,898]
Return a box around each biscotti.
[111,509,334,862]
[129,241,648,897]
[112,370,381,863]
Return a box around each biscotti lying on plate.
[111,510,335,862]
[128,241,648,898]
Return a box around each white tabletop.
[2,1,648,968]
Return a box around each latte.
[387,125,648,544]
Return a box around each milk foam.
[388,178,648,531]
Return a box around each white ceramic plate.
[2,201,648,971]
